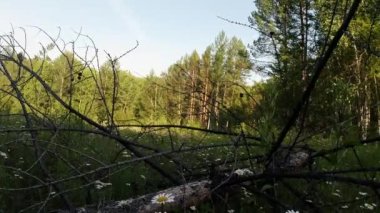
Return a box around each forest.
[0,0,379,212]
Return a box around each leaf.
[343,126,361,145]
[329,153,338,165]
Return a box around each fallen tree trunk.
[58,180,212,213]
[57,147,311,212]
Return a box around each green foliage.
[249,0,380,139]
[164,32,253,130]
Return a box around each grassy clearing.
[0,115,379,212]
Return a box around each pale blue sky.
[0,0,257,77]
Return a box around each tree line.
[0,31,254,132]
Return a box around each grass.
[0,115,379,212]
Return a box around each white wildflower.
[234,169,245,176]
[341,205,349,209]
[285,210,299,213]
[332,192,341,197]
[94,180,112,190]
[242,187,253,197]
[359,191,368,196]
[190,205,196,211]
[14,173,23,179]
[0,151,8,159]
[77,208,86,213]
[227,210,235,213]
[234,168,253,177]
[243,169,253,176]
[364,203,375,210]
[117,199,132,207]
[122,151,131,158]
[151,193,175,205]
[141,175,146,179]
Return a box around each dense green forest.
[0,0,379,212]
[1,32,254,130]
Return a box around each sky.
[0,0,258,77]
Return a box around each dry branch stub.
[266,146,312,174]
